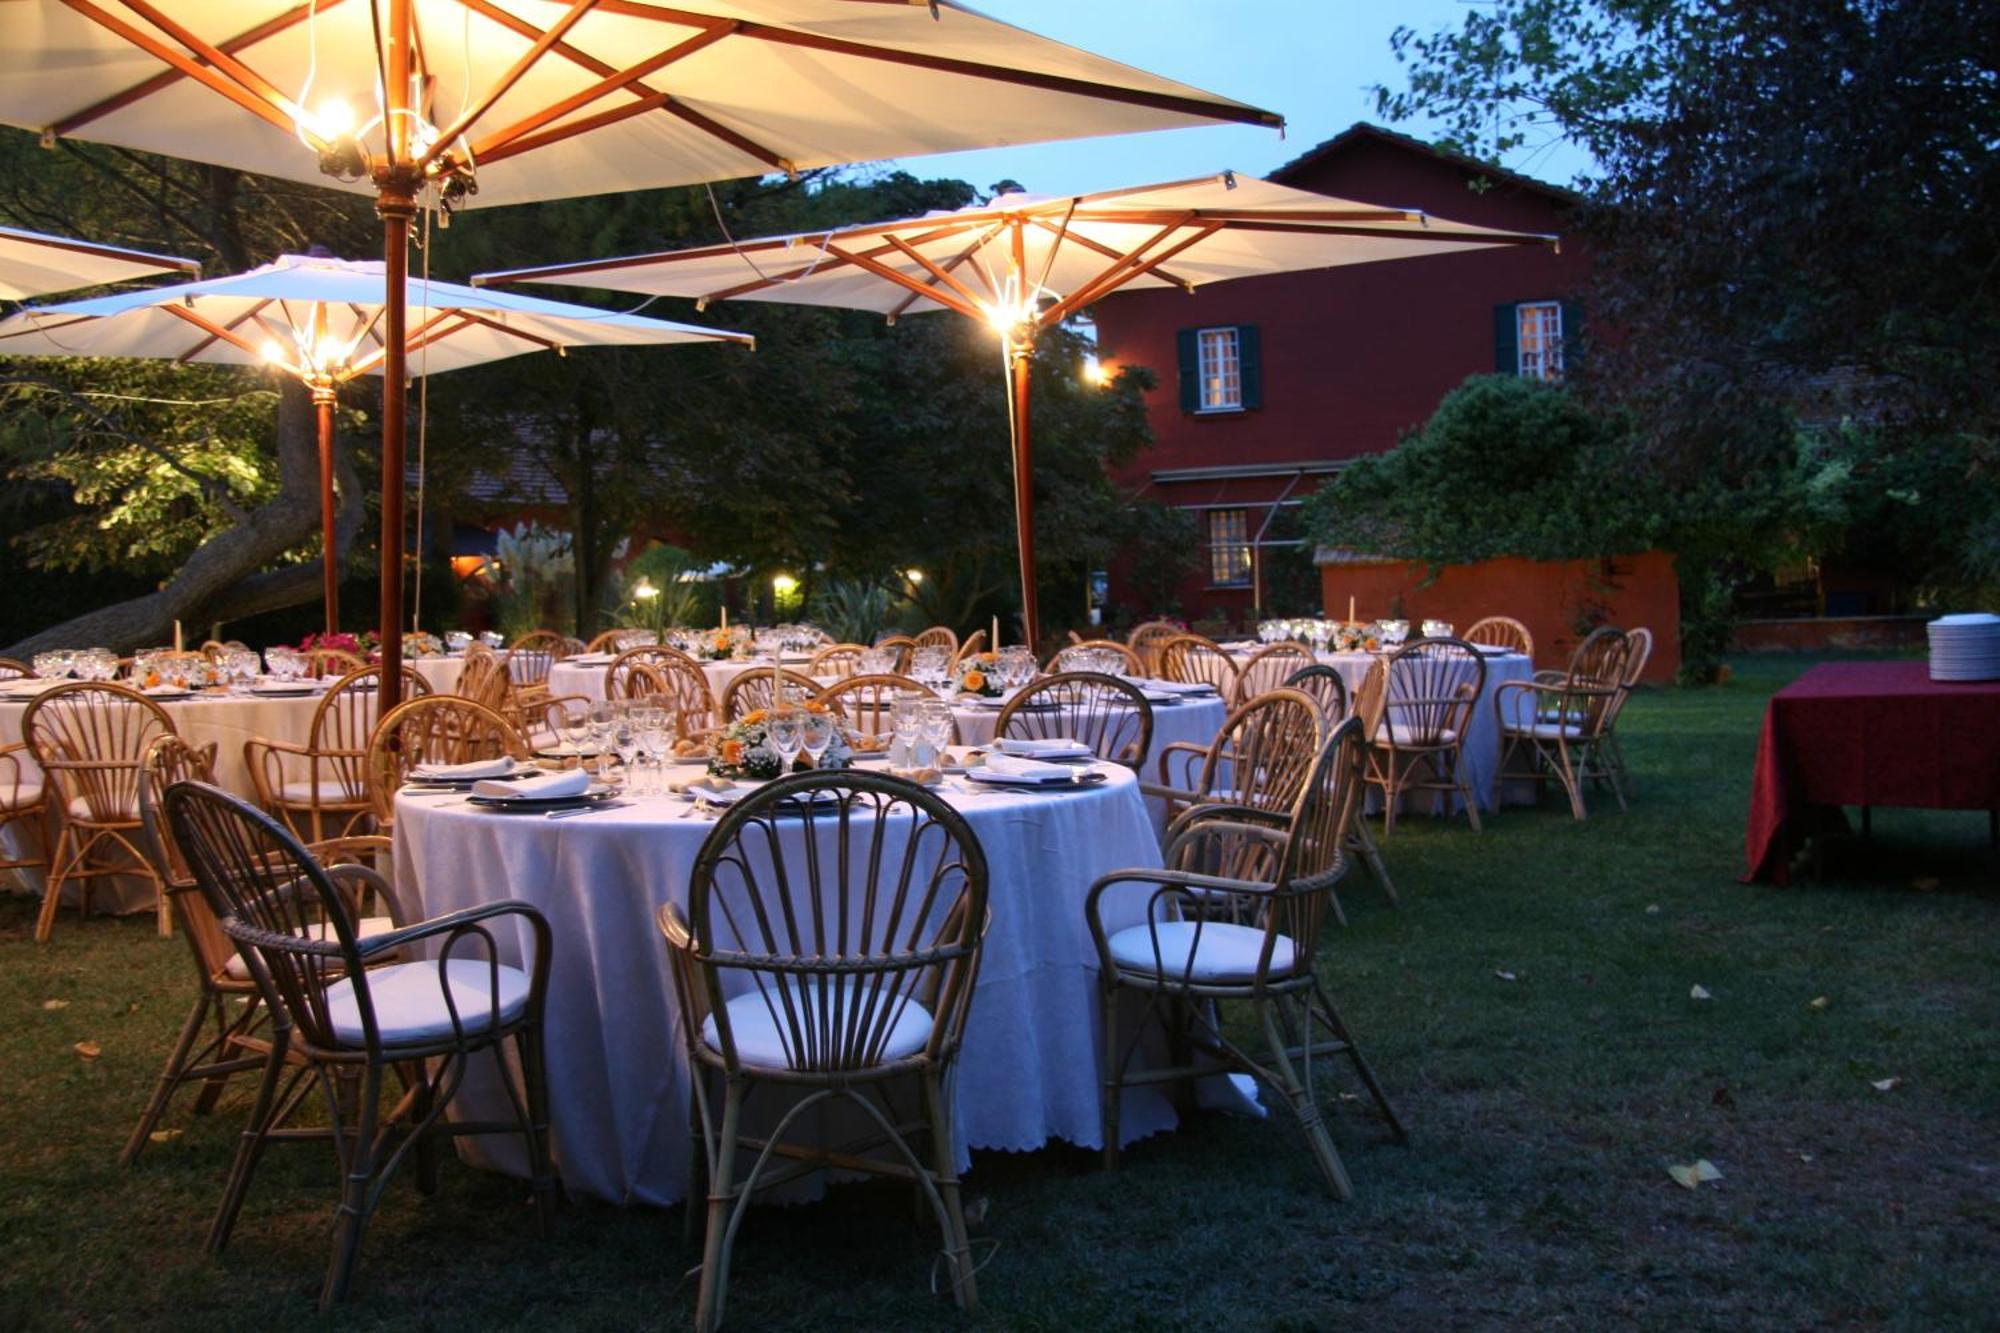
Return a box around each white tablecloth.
[393,764,1180,1206]
[548,656,811,705]
[1315,650,1532,810]
[409,656,463,694]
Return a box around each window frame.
[1515,300,1565,381]
[1193,325,1244,414]
[1206,507,1254,588]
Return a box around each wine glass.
[919,698,955,765]
[799,709,836,769]
[766,706,804,774]
[911,646,948,689]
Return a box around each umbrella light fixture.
[0,251,752,633]
[477,173,1558,646]
[0,1,1278,711]
[0,223,200,300]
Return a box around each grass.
[2,653,1995,1331]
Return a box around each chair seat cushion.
[1506,721,1587,741]
[1106,920,1296,984]
[323,957,531,1047]
[67,796,138,823]
[223,916,397,980]
[701,980,934,1070]
[278,778,366,805]
[2,779,44,811]
[1371,727,1458,747]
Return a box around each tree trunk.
[4,380,363,656]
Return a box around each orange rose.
[721,739,744,765]
[962,670,986,692]
[741,708,767,726]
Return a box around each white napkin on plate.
[995,737,1090,758]
[413,756,516,780]
[1121,676,1213,694]
[980,753,1074,782]
[472,768,589,800]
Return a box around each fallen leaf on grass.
[1798,1153,1814,1164]
[1494,969,1518,982]
[1667,1159,1724,1190]
[42,999,69,1011]
[1690,984,1712,1001]
[1645,904,1661,915]
[1871,1077,1901,1092]
[1809,996,1830,1011]
[73,1041,101,1060]
[147,1129,183,1145]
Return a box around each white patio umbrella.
[0,223,199,300]
[476,173,1557,645]
[0,1,1277,707]
[0,251,753,633]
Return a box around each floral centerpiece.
[402,631,445,658]
[296,630,380,657]
[707,703,853,779]
[1331,623,1384,653]
[135,653,223,689]
[953,651,1002,697]
[694,626,752,661]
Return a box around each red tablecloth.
[1743,661,2000,884]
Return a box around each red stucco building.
[1092,123,1588,623]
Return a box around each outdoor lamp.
[633,578,659,601]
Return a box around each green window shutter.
[1560,300,1583,364]
[1493,302,1520,374]
[1237,324,1263,409]
[1176,329,1199,412]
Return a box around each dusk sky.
[886,1,1592,200]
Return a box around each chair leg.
[1099,980,1125,1171]
[121,992,211,1165]
[34,824,75,943]
[1454,750,1483,832]
[208,1033,292,1254]
[518,1028,558,1238]
[1257,998,1352,1201]
[1312,980,1408,1143]
[1348,821,1397,907]
[1553,741,1588,821]
[320,1061,385,1310]
[694,1078,745,1333]
[919,1070,978,1313]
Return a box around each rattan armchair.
[948,630,988,669]
[454,645,513,715]
[22,682,181,941]
[364,697,529,830]
[718,666,823,722]
[0,656,34,678]
[247,665,429,843]
[125,736,405,1165]
[1232,642,1316,705]
[0,737,49,884]
[1158,633,1241,697]
[994,671,1154,770]
[1087,718,1405,1199]
[1495,627,1632,820]
[872,634,918,674]
[913,625,960,655]
[304,646,366,679]
[1047,639,1142,674]
[814,672,941,743]
[1283,664,1350,723]
[1598,626,1652,796]
[1125,619,1182,676]
[1464,616,1534,660]
[165,781,553,1310]
[1359,638,1487,836]
[1145,687,1323,829]
[806,642,868,678]
[658,771,990,1331]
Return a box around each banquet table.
[1743,661,2000,885]
[393,763,1193,1206]
[547,655,811,704]
[408,655,463,694]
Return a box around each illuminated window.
[1208,509,1253,586]
[1196,327,1242,411]
[1516,301,1564,380]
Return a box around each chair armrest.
[351,899,549,960]
[1162,800,1290,850]
[1153,740,1208,787]
[1138,780,1202,805]
[245,737,312,759]
[323,860,408,928]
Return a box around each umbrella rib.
[104,0,310,131]
[821,243,982,320]
[696,222,983,303]
[1202,221,1552,244]
[881,236,987,312]
[1024,215,1194,293]
[175,298,275,365]
[465,22,736,162]
[595,2,1281,130]
[418,0,605,170]
[1065,208,1422,226]
[1045,222,1221,325]
[885,238,989,321]
[53,0,304,140]
[49,0,345,137]
[162,302,276,367]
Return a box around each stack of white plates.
[1927,613,2000,681]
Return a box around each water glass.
[859,645,892,674]
[911,646,949,689]
[445,630,473,653]
[799,709,836,768]
[766,707,804,772]
[1421,619,1452,640]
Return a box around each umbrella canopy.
[0,0,1279,704]
[0,252,752,633]
[476,172,1557,644]
[0,251,752,377]
[0,2,1278,208]
[0,223,198,300]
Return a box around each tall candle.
[720,604,727,631]
[1347,596,1356,624]
[173,620,183,652]
[991,614,1000,651]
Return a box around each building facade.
[1092,123,1588,624]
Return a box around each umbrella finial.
[1223,170,1237,190]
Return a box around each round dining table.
[547,655,812,705]
[393,762,1193,1207]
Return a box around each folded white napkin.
[981,753,1073,781]
[413,756,516,780]
[1120,676,1212,694]
[472,768,589,800]
[995,736,1089,758]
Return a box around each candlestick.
[720,604,727,631]
[1347,595,1356,624]
[991,614,1000,652]
[173,620,183,653]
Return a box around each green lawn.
[3,655,1995,1331]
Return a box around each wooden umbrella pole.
[312,381,339,637]
[1007,335,1038,651]
[376,179,415,713]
